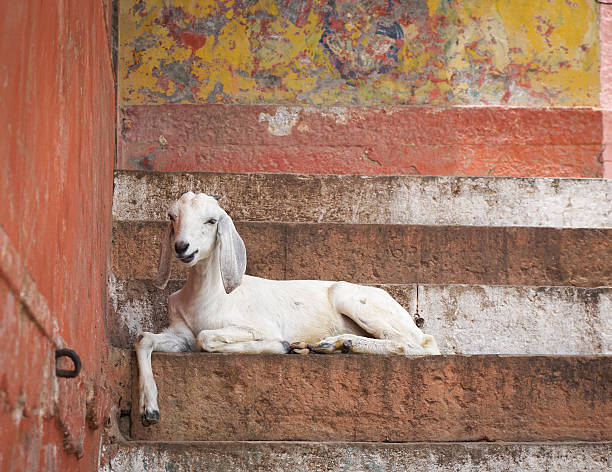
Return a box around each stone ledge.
[101,440,612,472]
[129,354,612,442]
[113,170,612,228]
[112,221,612,286]
[109,278,611,356]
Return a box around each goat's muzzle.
[178,249,198,263]
[175,241,190,255]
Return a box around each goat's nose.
[175,241,189,255]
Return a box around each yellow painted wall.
[120,0,600,106]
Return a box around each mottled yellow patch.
[120,0,600,106]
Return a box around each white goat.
[136,192,440,425]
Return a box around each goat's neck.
[182,251,226,307]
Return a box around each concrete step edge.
[113,439,612,445]
[114,218,612,229]
[113,277,612,290]
[101,439,612,472]
[113,170,612,228]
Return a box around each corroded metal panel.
[120,0,600,106]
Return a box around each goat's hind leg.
[320,282,439,355]
[313,333,422,355]
[135,323,195,425]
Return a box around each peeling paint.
[120,0,600,106]
[258,107,300,136]
[305,106,350,123]
[258,106,352,136]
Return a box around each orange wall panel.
[0,0,115,470]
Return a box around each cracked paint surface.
[120,0,600,106]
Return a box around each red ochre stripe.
[119,105,603,177]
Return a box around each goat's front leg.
[196,326,290,354]
[135,323,194,426]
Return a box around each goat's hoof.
[142,409,160,426]
[280,341,291,353]
[310,342,335,354]
[341,340,353,353]
[290,342,308,352]
[290,341,310,355]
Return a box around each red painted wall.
[120,105,603,177]
[0,0,115,470]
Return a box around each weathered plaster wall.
[120,0,600,106]
[0,0,115,470]
[117,0,605,176]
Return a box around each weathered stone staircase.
[102,170,611,471]
[102,2,612,468]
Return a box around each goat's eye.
[206,218,217,225]
[168,213,175,222]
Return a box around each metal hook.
[56,349,82,378]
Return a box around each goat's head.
[153,192,247,294]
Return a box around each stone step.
[129,354,611,442]
[101,440,612,472]
[112,221,612,286]
[113,170,612,228]
[109,278,611,355]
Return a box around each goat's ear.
[217,211,246,294]
[153,221,174,289]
